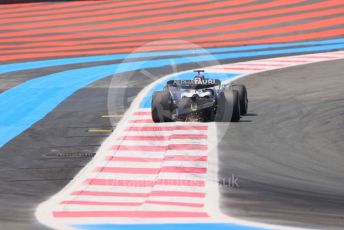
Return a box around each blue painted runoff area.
[1,38,344,74]
[72,223,266,230]
[140,72,238,108]
[0,41,344,147]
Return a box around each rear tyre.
[231,89,241,122]
[233,84,248,115]
[215,90,232,122]
[151,91,173,122]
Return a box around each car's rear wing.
[167,79,221,89]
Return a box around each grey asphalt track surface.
[218,59,344,229]
[0,74,144,230]
[0,58,343,229]
[0,62,211,230]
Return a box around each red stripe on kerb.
[234,63,287,67]
[72,190,205,198]
[97,166,207,174]
[169,144,208,150]
[117,134,208,141]
[151,191,205,197]
[111,145,165,152]
[170,134,208,139]
[60,200,203,208]
[128,119,154,123]
[105,155,207,162]
[60,200,140,206]
[133,111,151,115]
[97,167,160,174]
[268,59,310,63]
[146,200,204,208]
[53,211,209,218]
[111,144,207,151]
[85,178,205,187]
[116,136,167,141]
[220,67,266,71]
[164,155,207,161]
[106,156,163,162]
[125,126,208,131]
[161,166,206,174]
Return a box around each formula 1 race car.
[151,70,248,122]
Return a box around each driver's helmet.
[193,74,205,82]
